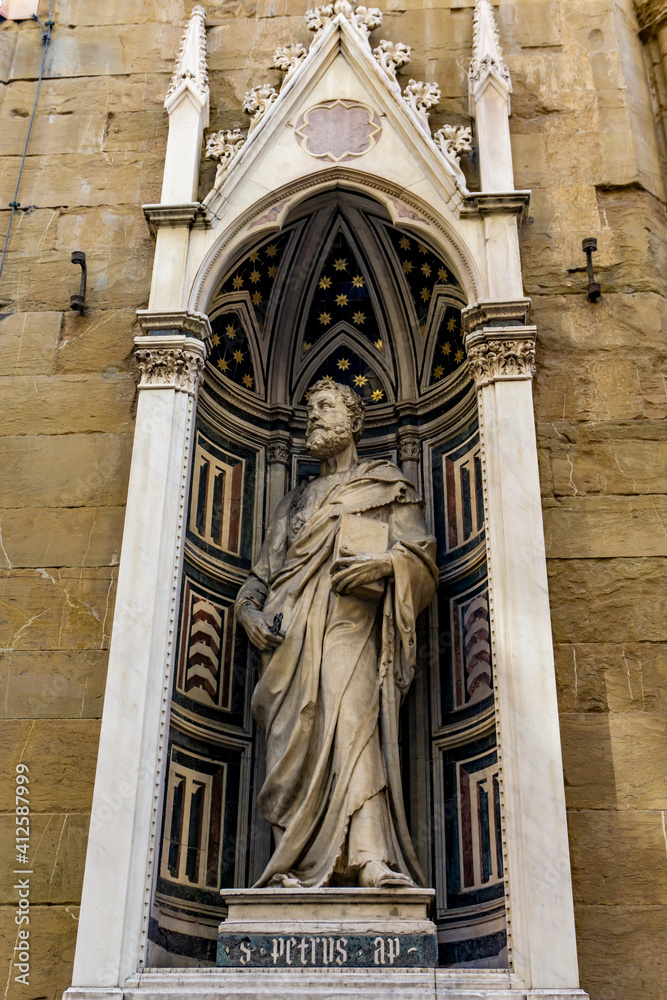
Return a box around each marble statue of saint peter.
[235,379,437,889]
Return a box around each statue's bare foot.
[359,860,415,888]
[269,872,303,888]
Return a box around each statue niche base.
[217,888,437,969]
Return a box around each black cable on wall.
[0,0,54,288]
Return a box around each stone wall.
[0,1,665,998]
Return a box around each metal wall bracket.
[582,237,601,302]
[70,250,87,313]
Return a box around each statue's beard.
[306,421,354,460]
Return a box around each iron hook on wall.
[582,237,601,302]
[70,250,87,313]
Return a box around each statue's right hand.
[238,605,285,651]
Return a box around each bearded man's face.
[305,389,355,459]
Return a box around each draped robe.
[236,459,438,888]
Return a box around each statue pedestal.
[217,887,437,969]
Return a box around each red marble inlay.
[296,100,382,162]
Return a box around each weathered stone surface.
[0,568,117,651]
[576,904,667,1000]
[10,24,182,81]
[0,649,107,719]
[0,813,89,903]
[0,905,79,1000]
[0,375,136,435]
[0,311,62,376]
[548,557,667,642]
[0,719,100,811]
[0,151,164,208]
[560,713,667,810]
[0,506,125,568]
[540,423,667,497]
[568,810,667,905]
[554,642,667,714]
[56,308,137,375]
[543,496,667,557]
[55,206,152,253]
[0,112,108,157]
[0,434,132,507]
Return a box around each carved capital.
[462,299,532,334]
[464,328,536,387]
[267,441,291,466]
[136,309,212,342]
[398,435,421,462]
[134,336,206,395]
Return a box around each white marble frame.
[64,3,586,998]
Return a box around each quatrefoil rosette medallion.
[295,99,382,162]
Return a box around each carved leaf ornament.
[467,339,536,387]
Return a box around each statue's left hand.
[330,552,393,595]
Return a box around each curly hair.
[307,379,366,444]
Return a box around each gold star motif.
[333,258,347,271]
[419,324,426,336]
[249,251,259,262]
[455,348,465,363]
[319,311,332,326]
[268,265,278,278]
[447,317,456,332]
[250,269,261,283]
[353,374,368,387]
[232,276,243,289]
[352,311,365,325]
[371,389,384,402]
[323,374,333,381]
[266,244,277,257]
[438,267,448,281]
[319,275,332,289]
[442,342,452,355]
[399,237,410,250]
[211,333,221,346]
[418,244,428,255]
[337,357,351,370]
[252,291,262,305]
[421,263,431,277]
[217,358,229,372]
[374,338,383,350]
[233,349,245,363]
[336,293,348,307]
[402,260,414,274]
[420,288,431,301]
[225,324,236,339]
[352,275,364,288]
[242,374,254,388]
[433,365,445,379]
[303,341,312,352]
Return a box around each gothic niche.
[147,191,506,970]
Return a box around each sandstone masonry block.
[0,506,125,568]
[554,642,667,713]
[0,374,136,435]
[0,311,62,376]
[0,813,89,904]
[0,649,107,719]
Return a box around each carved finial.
[205,128,247,185]
[273,43,308,83]
[305,0,382,43]
[165,5,209,113]
[243,84,279,134]
[433,124,472,181]
[372,39,411,86]
[468,0,511,105]
[402,79,441,132]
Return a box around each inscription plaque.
[217,932,437,968]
